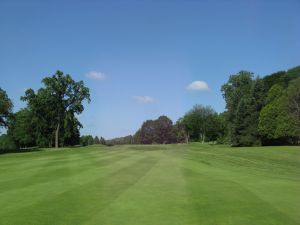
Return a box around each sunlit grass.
[0,144,299,225]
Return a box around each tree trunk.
[55,122,60,148]
[202,131,205,143]
[186,131,189,144]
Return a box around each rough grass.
[0,143,299,225]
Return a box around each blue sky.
[0,0,299,139]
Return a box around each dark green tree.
[259,78,300,145]
[7,108,35,148]
[80,135,94,146]
[133,129,141,144]
[100,136,106,145]
[0,134,16,151]
[221,72,265,146]
[94,136,100,144]
[0,87,13,128]
[62,112,81,146]
[286,77,300,143]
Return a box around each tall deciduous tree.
[22,71,90,148]
[221,72,265,146]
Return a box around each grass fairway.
[0,144,299,225]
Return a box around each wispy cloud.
[186,81,209,91]
[133,96,154,104]
[85,71,107,80]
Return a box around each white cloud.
[85,71,107,80]
[133,96,154,104]
[186,81,209,91]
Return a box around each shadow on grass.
[0,147,42,155]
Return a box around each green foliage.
[21,71,90,148]
[235,96,261,146]
[0,87,13,128]
[215,112,229,144]
[133,129,141,144]
[100,137,106,145]
[94,136,100,144]
[62,112,81,146]
[259,77,300,144]
[286,77,300,141]
[80,135,94,146]
[2,66,300,148]
[0,134,16,150]
[221,72,265,146]
[173,118,187,143]
[183,105,223,143]
[7,108,35,148]
[107,135,133,145]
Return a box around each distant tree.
[140,120,156,144]
[173,118,188,143]
[137,115,176,144]
[108,135,134,145]
[94,136,100,144]
[100,136,106,145]
[0,87,13,128]
[182,105,217,143]
[80,135,94,146]
[154,116,175,144]
[133,129,141,144]
[205,113,225,142]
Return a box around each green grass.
[0,144,299,225]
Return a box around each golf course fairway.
[0,144,299,225]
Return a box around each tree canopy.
[21,71,90,148]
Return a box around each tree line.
[107,106,225,145]
[1,66,299,151]
[107,66,300,146]
[222,67,300,146]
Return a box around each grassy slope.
[0,144,299,225]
